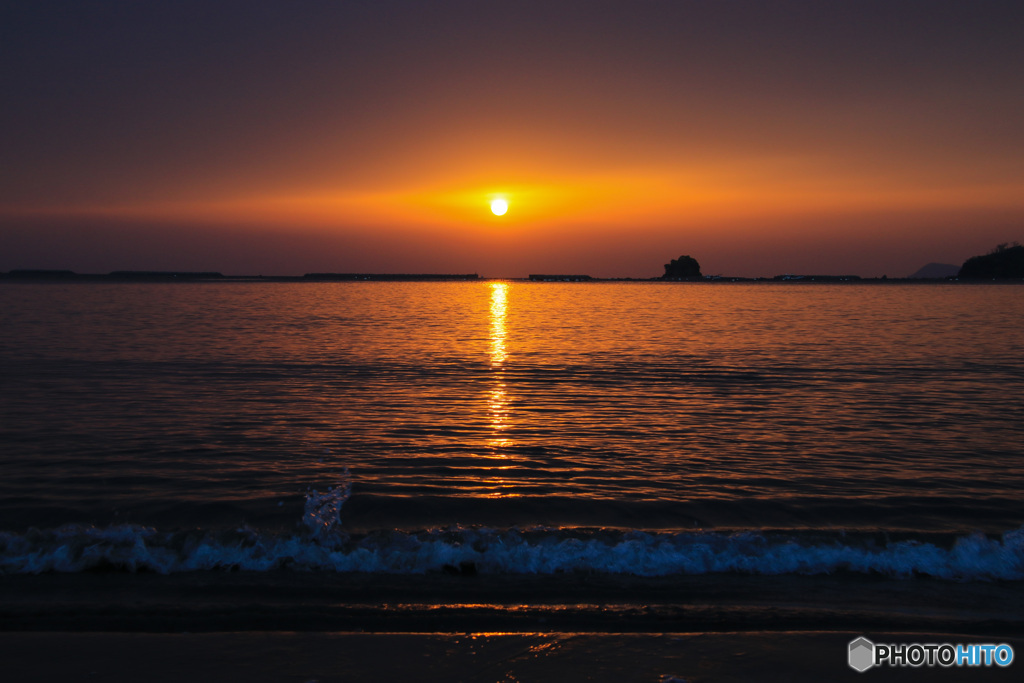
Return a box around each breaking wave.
[2,474,1021,580]
[2,522,1022,580]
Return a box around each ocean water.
[2,281,1023,580]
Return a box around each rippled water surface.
[2,281,1023,542]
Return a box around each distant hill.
[908,263,959,279]
[959,243,1024,279]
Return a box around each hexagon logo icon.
[848,637,875,672]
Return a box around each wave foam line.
[1,525,1023,580]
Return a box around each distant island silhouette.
[4,244,1023,283]
[662,255,702,280]
[958,243,1024,279]
[528,274,594,282]
[0,271,481,282]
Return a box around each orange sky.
[2,1,1022,277]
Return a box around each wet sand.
[3,630,1022,682]
[3,571,1023,633]
[2,572,1022,680]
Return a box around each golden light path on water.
[489,282,508,369]
[488,282,511,448]
[484,282,517,495]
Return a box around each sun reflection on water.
[487,282,515,456]
[489,282,508,368]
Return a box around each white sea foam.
[1,523,1022,580]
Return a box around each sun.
[490,198,508,216]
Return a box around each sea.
[2,281,1023,584]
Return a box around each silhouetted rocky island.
[958,243,1024,279]
[662,255,702,280]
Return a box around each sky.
[2,0,1023,278]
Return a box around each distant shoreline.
[2,270,1023,284]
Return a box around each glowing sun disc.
[490,198,508,216]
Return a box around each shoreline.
[3,271,1022,284]
[4,571,1021,679]
[3,571,1022,635]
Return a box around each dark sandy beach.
[4,630,1023,682]
[2,571,1022,681]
